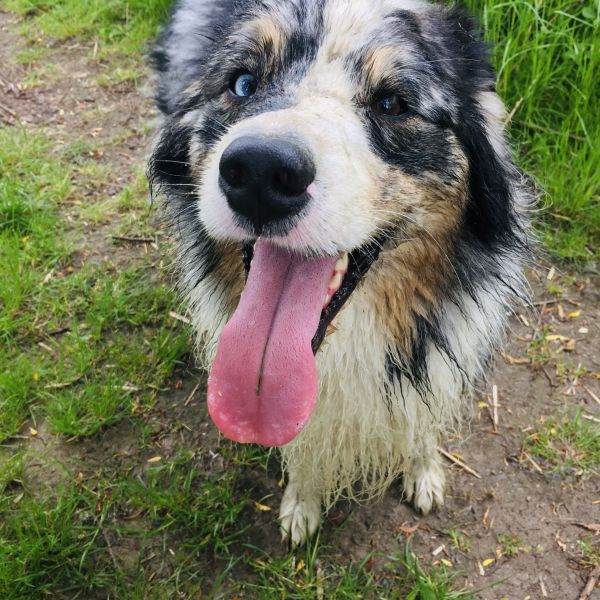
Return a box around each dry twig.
[438,448,482,479]
[522,451,544,474]
[184,383,201,407]
[581,384,600,406]
[492,385,499,432]
[502,352,531,366]
[572,522,600,534]
[111,235,154,244]
[169,311,191,325]
[578,566,600,600]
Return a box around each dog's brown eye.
[371,94,408,117]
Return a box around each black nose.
[219,136,315,232]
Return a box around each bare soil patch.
[326,270,600,599]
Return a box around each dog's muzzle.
[219,135,315,233]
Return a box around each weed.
[577,537,600,568]
[526,326,554,368]
[446,528,473,554]
[497,534,523,558]
[526,412,600,476]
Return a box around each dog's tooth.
[323,294,332,309]
[335,253,349,273]
[329,272,343,291]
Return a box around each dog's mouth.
[207,238,381,447]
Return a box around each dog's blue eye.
[371,94,408,117]
[231,73,258,97]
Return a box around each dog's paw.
[403,457,445,515]
[279,483,321,547]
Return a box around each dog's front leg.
[402,437,446,515]
[279,470,321,547]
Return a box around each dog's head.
[150,0,524,447]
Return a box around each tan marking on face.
[229,13,287,74]
[245,14,286,57]
[361,45,410,89]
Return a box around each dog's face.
[151,0,522,447]
[197,0,470,257]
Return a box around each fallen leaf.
[567,310,581,319]
[482,507,490,526]
[503,353,531,366]
[547,335,571,342]
[440,559,453,568]
[294,560,305,575]
[399,523,420,536]
[254,502,272,512]
[482,558,495,567]
[29,427,38,436]
[147,456,162,463]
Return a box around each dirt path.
[330,270,600,599]
[1,9,598,599]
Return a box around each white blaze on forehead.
[321,0,427,58]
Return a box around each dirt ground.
[1,9,599,599]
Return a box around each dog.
[149,0,531,547]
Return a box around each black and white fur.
[149,0,532,546]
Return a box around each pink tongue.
[207,239,337,447]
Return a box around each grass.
[446,528,473,554]
[0,0,598,598]
[0,127,190,442]
[463,0,600,261]
[526,412,600,476]
[0,448,473,599]
[4,0,172,78]
[239,544,473,599]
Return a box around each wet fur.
[149,0,532,545]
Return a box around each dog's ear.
[437,6,522,250]
[152,0,238,114]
